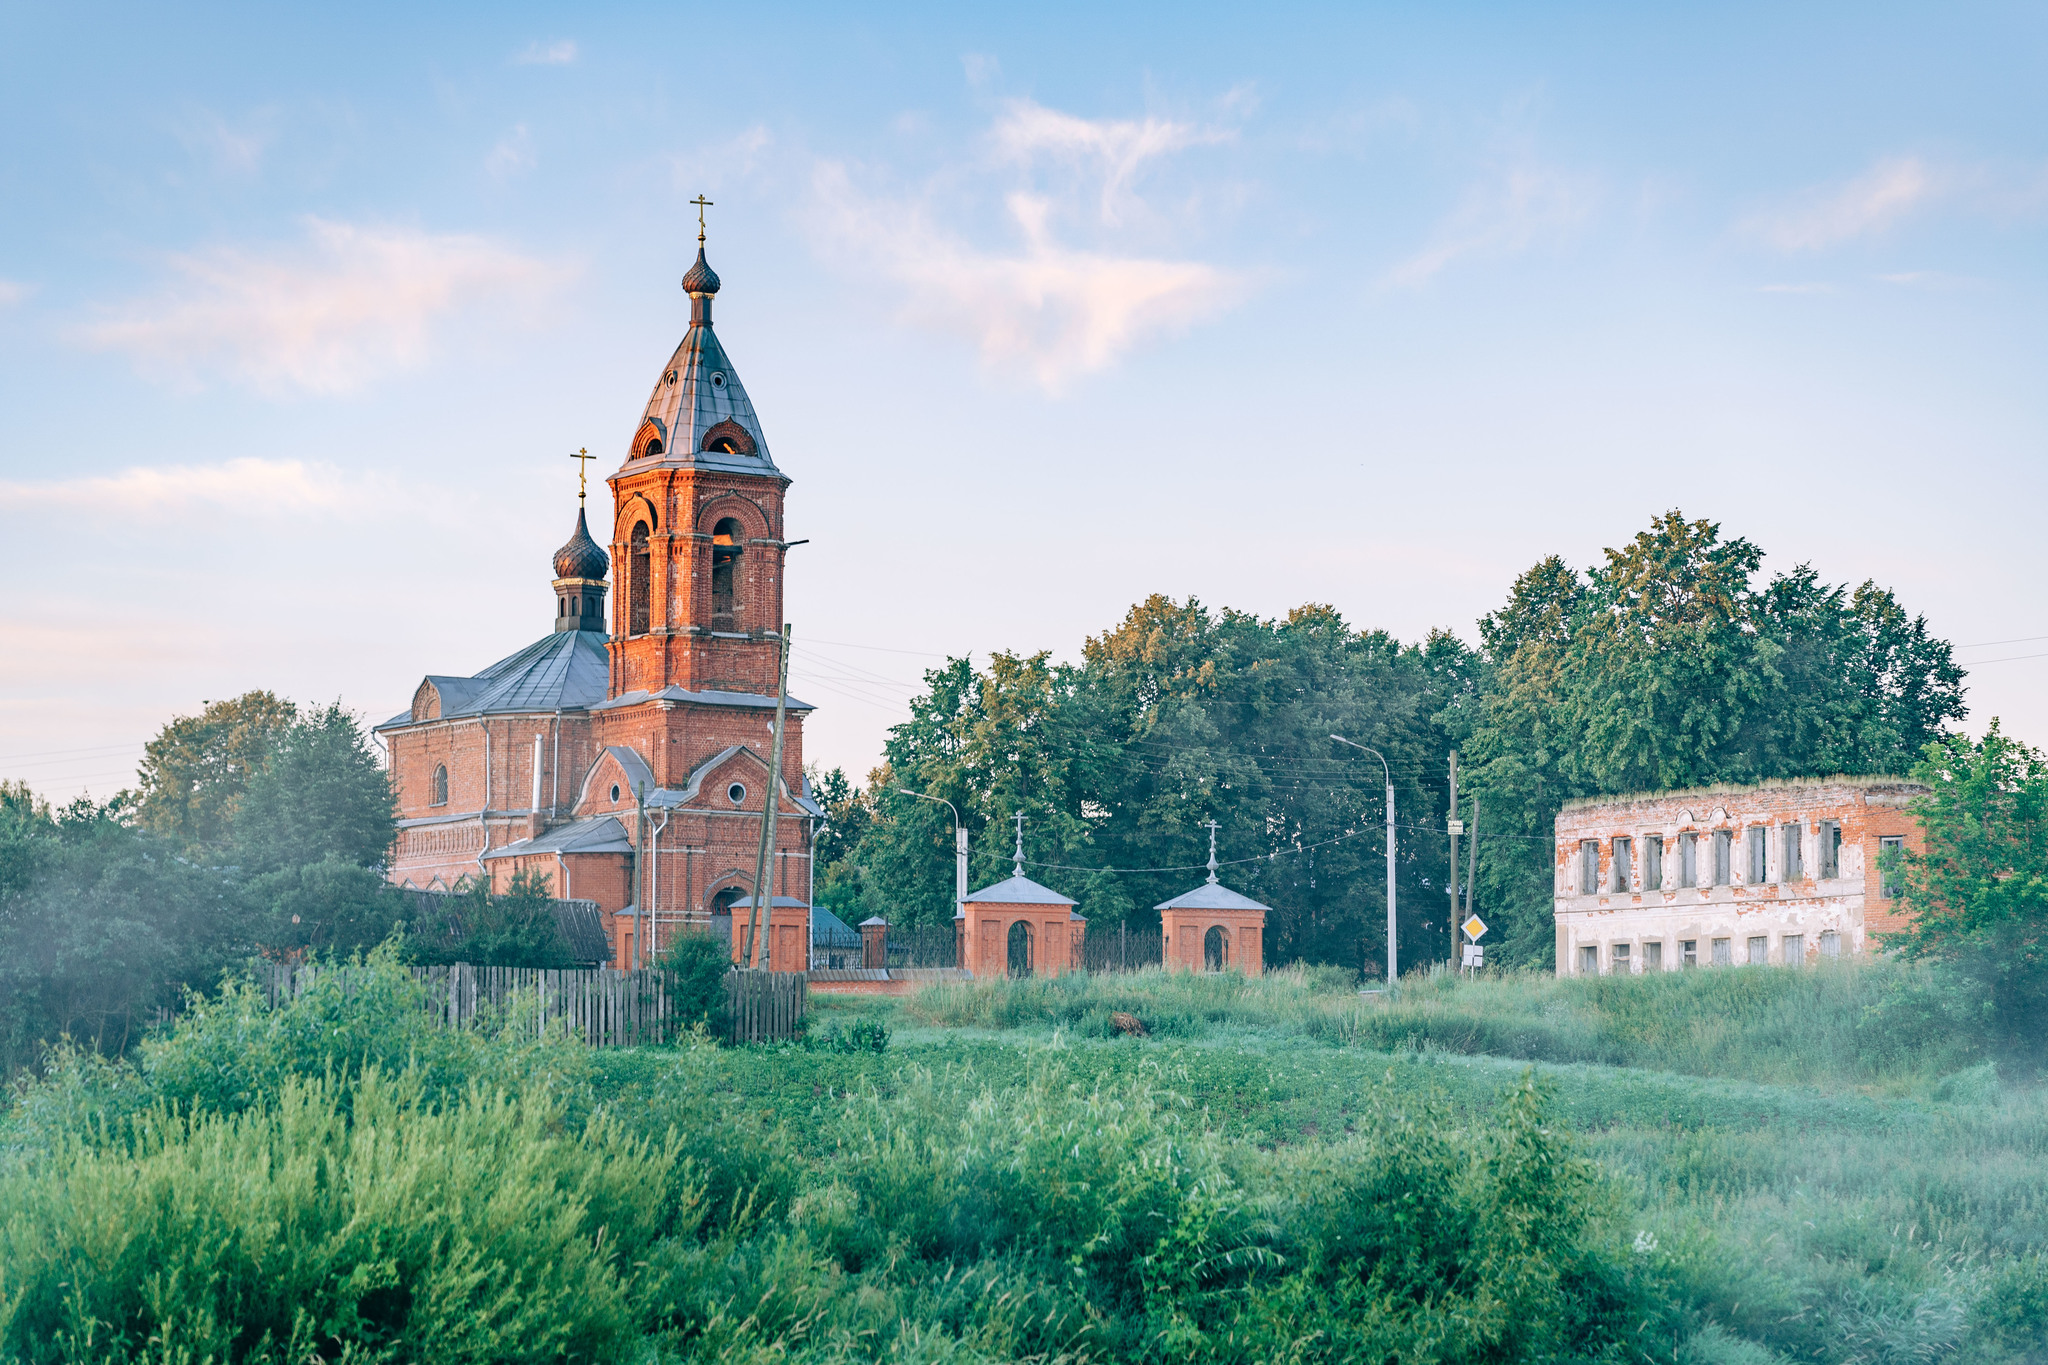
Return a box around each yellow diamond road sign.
[1463,914,1488,941]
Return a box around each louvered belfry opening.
[710,517,742,628]
[629,521,652,636]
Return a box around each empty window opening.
[1612,836,1633,892]
[727,782,746,805]
[1007,920,1034,978]
[1679,832,1698,888]
[711,517,743,624]
[1782,824,1803,882]
[1204,925,1230,972]
[1711,937,1733,966]
[1879,835,1905,897]
[1748,936,1770,966]
[431,764,449,807]
[609,784,621,803]
[1644,940,1664,971]
[1820,929,1841,959]
[1612,942,1632,972]
[1783,933,1805,965]
[629,521,651,636]
[1578,944,1598,975]
[1747,826,1768,884]
[706,433,742,453]
[1819,821,1842,878]
[1681,939,1699,967]
[1712,830,1732,886]
[644,439,664,457]
[1645,835,1664,892]
[1579,839,1599,894]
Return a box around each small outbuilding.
[957,866,1082,978]
[1155,835,1267,974]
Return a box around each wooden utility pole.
[1446,752,1460,966]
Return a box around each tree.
[1463,511,1966,967]
[132,692,298,853]
[230,702,396,875]
[410,872,578,969]
[1885,721,2048,1068]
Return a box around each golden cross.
[569,447,593,503]
[690,194,713,244]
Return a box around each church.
[376,232,822,971]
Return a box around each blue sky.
[1,2,2043,800]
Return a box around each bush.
[657,930,732,1030]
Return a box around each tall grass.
[906,957,1992,1091]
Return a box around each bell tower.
[606,225,794,698]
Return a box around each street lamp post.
[1331,735,1398,986]
[895,789,968,915]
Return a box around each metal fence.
[260,961,806,1045]
[884,924,961,969]
[1081,926,1163,974]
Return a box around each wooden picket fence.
[261,961,806,1046]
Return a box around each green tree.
[412,872,578,969]
[132,691,298,853]
[1464,511,1966,967]
[230,702,395,875]
[1886,721,2048,1067]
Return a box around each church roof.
[625,249,781,479]
[1154,881,1271,912]
[481,815,633,859]
[379,630,610,729]
[592,686,815,714]
[964,873,1076,906]
[552,506,609,580]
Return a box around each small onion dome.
[553,507,610,580]
[681,247,721,296]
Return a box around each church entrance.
[1007,920,1034,978]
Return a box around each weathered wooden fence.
[261,962,806,1045]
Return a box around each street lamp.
[895,789,968,914]
[1331,735,1398,986]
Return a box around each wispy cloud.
[0,280,29,307]
[0,458,384,516]
[486,124,535,178]
[74,218,572,394]
[989,98,1230,225]
[174,108,277,175]
[811,168,1243,393]
[514,39,577,65]
[1742,156,1943,251]
[1386,161,1597,287]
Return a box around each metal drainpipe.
[474,720,492,884]
[649,804,671,959]
[807,814,816,970]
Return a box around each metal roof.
[811,906,862,949]
[380,630,610,729]
[623,280,781,479]
[964,873,1077,906]
[481,815,633,860]
[1155,881,1272,912]
[592,685,814,714]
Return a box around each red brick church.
[377,239,820,970]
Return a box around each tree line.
[810,510,1970,974]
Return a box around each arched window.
[645,439,664,457]
[629,521,651,636]
[711,517,742,626]
[1007,920,1034,978]
[1203,925,1230,972]
[431,765,449,807]
[706,434,741,454]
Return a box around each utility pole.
[1446,751,1460,967]
[1331,735,1397,986]
[745,623,794,970]
[1465,794,1480,923]
[634,782,648,969]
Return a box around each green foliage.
[807,1018,890,1054]
[130,690,298,852]
[1464,511,1966,966]
[413,871,580,969]
[657,930,733,1029]
[1887,720,2048,1067]
[229,701,396,875]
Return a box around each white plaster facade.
[1553,777,1927,975]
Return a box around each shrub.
[657,930,732,1030]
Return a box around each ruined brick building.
[1553,777,1929,974]
[377,241,822,969]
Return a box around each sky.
[1,1,2044,803]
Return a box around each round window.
[710,371,727,389]
[609,784,621,803]
[727,782,746,805]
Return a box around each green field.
[3,954,2043,1364]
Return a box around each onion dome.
[553,507,609,580]
[681,247,721,296]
